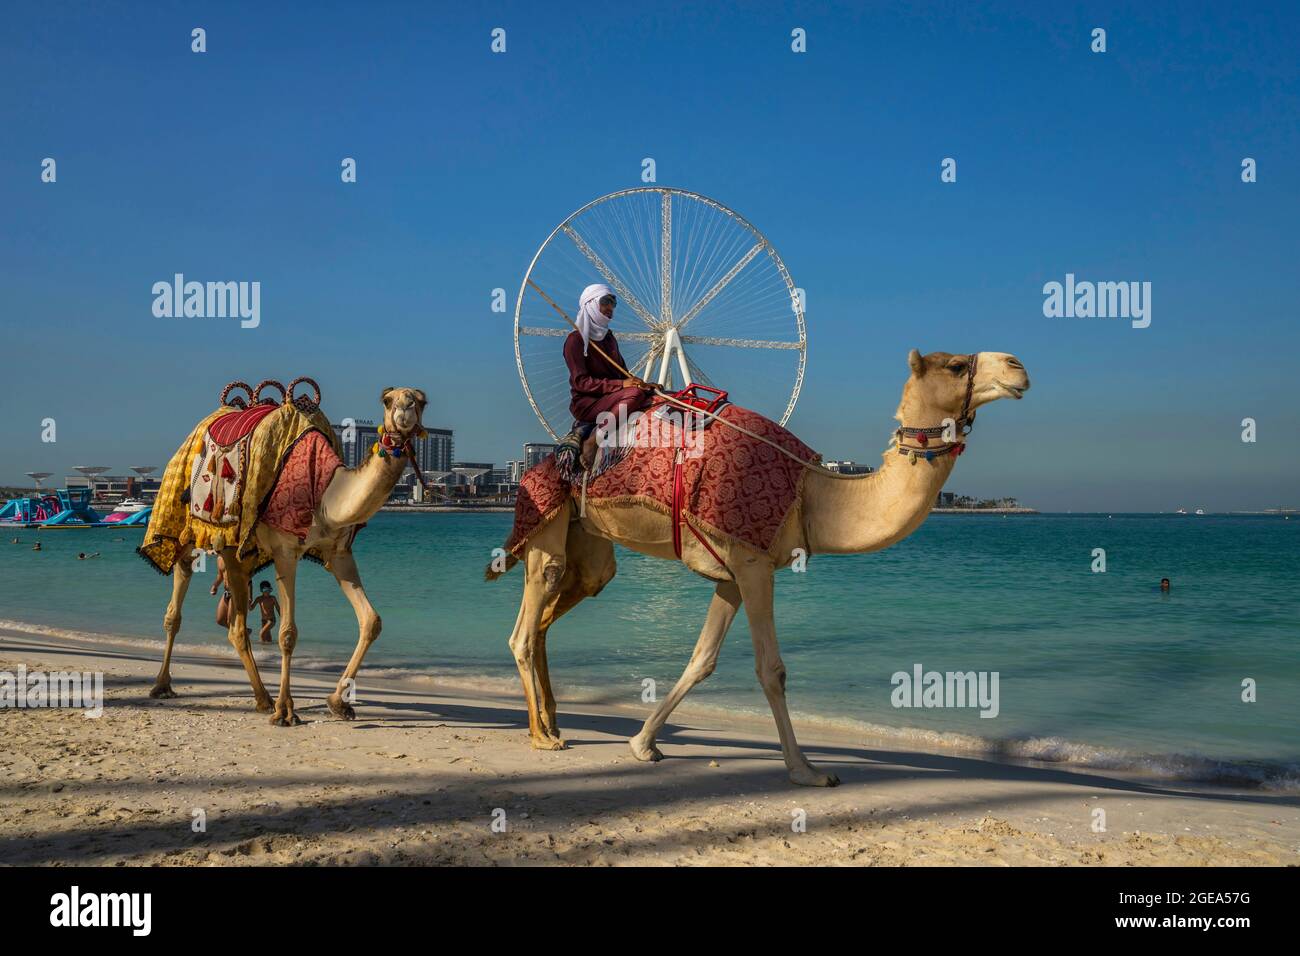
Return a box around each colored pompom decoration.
[377,425,385,436]
[417,428,427,439]
[917,432,928,446]
[372,442,380,455]
[378,449,388,459]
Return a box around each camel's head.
[381,386,428,438]
[901,350,1030,423]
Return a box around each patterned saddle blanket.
[189,404,281,527]
[502,404,817,560]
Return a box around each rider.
[564,283,654,468]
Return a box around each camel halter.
[526,280,975,479]
[893,353,978,464]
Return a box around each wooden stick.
[526,279,645,384]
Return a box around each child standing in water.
[252,581,280,643]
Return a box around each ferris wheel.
[514,187,806,441]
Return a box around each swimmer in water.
[1159,578,1171,593]
[32,542,41,551]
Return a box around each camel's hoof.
[530,735,568,751]
[629,737,664,762]
[270,712,302,727]
[326,693,355,721]
[148,684,178,700]
[790,765,840,788]
[254,697,275,714]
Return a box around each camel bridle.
[894,353,978,463]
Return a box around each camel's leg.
[736,564,839,787]
[268,550,301,726]
[531,528,617,738]
[324,549,380,721]
[150,557,195,698]
[222,551,273,712]
[508,513,569,750]
[629,579,742,762]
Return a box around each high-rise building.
[332,420,453,473]
[415,427,454,473]
[332,418,380,469]
[523,442,556,472]
[506,459,524,483]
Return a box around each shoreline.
[3,616,1296,794]
[2,624,1297,866]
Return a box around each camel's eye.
[948,362,966,374]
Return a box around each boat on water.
[1195,508,1206,515]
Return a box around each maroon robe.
[564,329,651,423]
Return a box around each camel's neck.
[802,401,960,554]
[319,448,407,529]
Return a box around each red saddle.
[209,403,279,446]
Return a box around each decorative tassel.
[202,491,215,512]
[221,457,235,480]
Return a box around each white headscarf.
[576,283,614,356]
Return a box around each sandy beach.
[1,625,1296,867]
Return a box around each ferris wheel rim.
[514,186,806,442]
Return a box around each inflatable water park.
[0,488,152,530]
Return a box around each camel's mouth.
[996,381,1027,399]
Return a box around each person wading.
[563,283,654,469]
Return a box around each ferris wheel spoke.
[678,334,803,350]
[562,225,659,329]
[682,350,715,388]
[519,326,569,338]
[675,240,767,332]
[660,191,672,325]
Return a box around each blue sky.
[2,1,1297,510]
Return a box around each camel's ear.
[908,349,926,376]
[381,387,396,408]
[412,388,427,411]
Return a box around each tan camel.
[490,350,1029,786]
[150,387,427,726]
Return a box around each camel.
[149,387,427,726]
[489,350,1030,786]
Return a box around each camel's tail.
[484,551,519,581]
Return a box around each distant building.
[823,460,874,476]
[333,418,380,469]
[452,462,493,488]
[415,427,454,474]
[523,442,556,472]
[64,474,162,502]
[506,459,524,483]
[333,419,453,473]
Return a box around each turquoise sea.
[2,512,1296,788]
